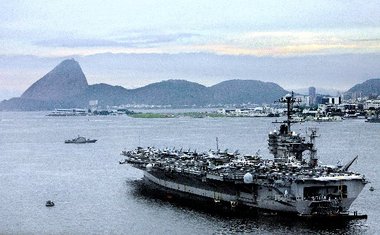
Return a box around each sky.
[1,0,380,100]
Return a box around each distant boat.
[344,112,366,119]
[65,136,97,144]
[366,117,380,123]
[45,200,55,207]
[313,116,343,122]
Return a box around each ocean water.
[0,112,378,235]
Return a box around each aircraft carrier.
[121,93,368,218]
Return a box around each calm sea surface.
[0,112,378,235]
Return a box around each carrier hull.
[138,168,366,216]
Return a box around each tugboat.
[45,200,55,207]
[65,136,97,144]
[121,93,368,218]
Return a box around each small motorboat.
[65,136,97,144]
[46,200,55,207]
[370,186,375,191]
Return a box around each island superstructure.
[121,93,367,217]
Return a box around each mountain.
[0,59,292,110]
[346,78,380,97]
[70,80,210,107]
[0,97,64,111]
[125,80,210,106]
[0,59,89,110]
[210,80,288,105]
[70,83,130,107]
[21,59,88,101]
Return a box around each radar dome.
[146,163,153,171]
[243,173,253,184]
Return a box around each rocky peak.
[21,59,88,101]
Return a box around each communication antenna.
[274,91,301,132]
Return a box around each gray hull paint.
[143,170,366,215]
[144,171,297,213]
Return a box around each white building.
[294,95,310,106]
[364,100,380,109]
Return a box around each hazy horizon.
[1,1,380,100]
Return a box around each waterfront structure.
[309,87,316,105]
[47,108,88,116]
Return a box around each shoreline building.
[309,87,316,105]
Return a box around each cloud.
[13,27,380,58]
[117,33,198,46]
[352,38,380,42]
[36,38,131,48]
[35,33,198,48]
[213,29,380,56]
